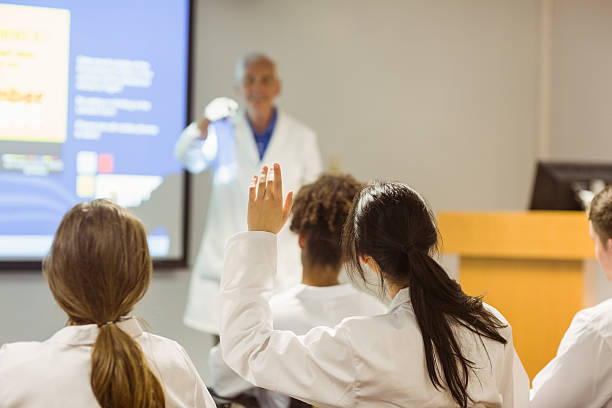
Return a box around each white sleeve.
[174,122,218,173]
[529,312,612,408]
[220,232,356,408]
[208,344,254,397]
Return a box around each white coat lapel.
[233,112,260,167]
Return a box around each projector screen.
[0,0,191,264]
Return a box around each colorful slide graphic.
[0,4,70,143]
[0,0,189,260]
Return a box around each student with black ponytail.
[343,182,527,407]
[220,164,529,407]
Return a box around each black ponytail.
[343,182,507,408]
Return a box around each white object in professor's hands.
[204,97,239,121]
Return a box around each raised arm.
[208,344,254,397]
[174,117,217,174]
[175,97,237,173]
[219,164,357,408]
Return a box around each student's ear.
[360,254,381,276]
[606,237,612,252]
[298,233,306,249]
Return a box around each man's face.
[589,221,612,280]
[237,59,281,117]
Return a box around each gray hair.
[234,53,278,83]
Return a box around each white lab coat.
[0,318,215,408]
[176,110,322,334]
[220,232,530,408]
[530,298,612,407]
[209,282,387,407]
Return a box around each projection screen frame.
[0,0,195,271]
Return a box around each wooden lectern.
[437,211,594,380]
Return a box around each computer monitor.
[529,161,612,210]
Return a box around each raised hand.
[247,163,293,234]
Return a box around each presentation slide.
[0,1,190,261]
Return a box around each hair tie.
[400,244,418,255]
[98,321,116,328]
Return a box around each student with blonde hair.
[0,199,215,407]
[530,185,612,407]
[219,164,529,408]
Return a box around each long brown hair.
[43,199,165,407]
[342,182,507,407]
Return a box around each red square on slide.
[98,153,114,173]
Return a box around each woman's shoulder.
[479,302,516,343]
[137,330,202,375]
[0,337,88,397]
[137,331,212,406]
[0,340,47,366]
[0,329,70,367]
[138,331,191,362]
[481,302,510,323]
[0,340,44,352]
[335,303,421,348]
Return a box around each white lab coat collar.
[48,317,142,346]
[388,286,411,312]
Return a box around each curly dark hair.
[289,173,363,268]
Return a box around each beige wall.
[548,0,612,301]
[192,0,541,213]
[549,0,612,161]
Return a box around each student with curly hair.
[209,173,385,407]
[219,164,529,408]
[531,185,612,407]
[0,199,215,407]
